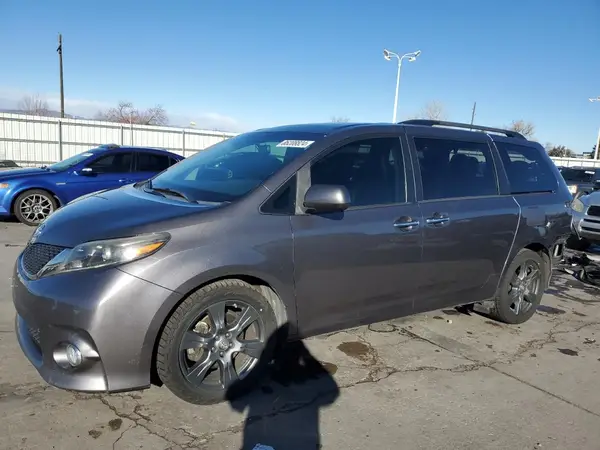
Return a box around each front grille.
[588,206,600,217]
[21,243,66,276]
[25,323,42,354]
[28,326,41,346]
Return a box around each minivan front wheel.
[491,249,547,325]
[156,279,278,405]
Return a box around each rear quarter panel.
[490,138,572,280]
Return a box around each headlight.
[571,198,586,213]
[568,185,578,195]
[36,232,170,278]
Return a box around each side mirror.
[80,167,94,176]
[303,184,351,214]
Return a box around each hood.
[0,167,51,179]
[34,184,223,247]
[583,190,600,205]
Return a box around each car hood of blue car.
[0,167,54,180]
[32,184,224,248]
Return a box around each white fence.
[549,157,600,168]
[1,112,599,169]
[0,113,238,166]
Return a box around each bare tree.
[96,101,168,125]
[330,116,350,123]
[547,145,575,158]
[507,120,535,138]
[18,94,50,116]
[412,101,448,121]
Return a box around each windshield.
[148,130,323,202]
[48,151,97,171]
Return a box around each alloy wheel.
[19,193,54,224]
[508,260,542,315]
[178,300,265,391]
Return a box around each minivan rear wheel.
[156,279,278,405]
[490,249,547,325]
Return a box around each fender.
[135,264,297,388]
[5,180,67,213]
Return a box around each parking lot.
[1,221,600,449]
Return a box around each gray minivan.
[13,120,573,404]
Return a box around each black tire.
[490,249,548,325]
[566,234,592,252]
[13,189,58,226]
[156,279,279,405]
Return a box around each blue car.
[0,144,184,226]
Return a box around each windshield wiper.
[148,186,192,202]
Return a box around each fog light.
[65,344,82,367]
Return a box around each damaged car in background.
[559,166,600,198]
[569,190,600,251]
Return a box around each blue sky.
[1,0,599,153]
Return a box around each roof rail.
[399,119,526,140]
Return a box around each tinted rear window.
[494,142,557,194]
[560,168,597,183]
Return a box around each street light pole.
[383,49,421,123]
[590,97,600,160]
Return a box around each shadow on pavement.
[227,324,340,450]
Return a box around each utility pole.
[590,97,600,160]
[470,101,477,126]
[57,33,64,118]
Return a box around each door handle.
[393,217,420,231]
[426,215,450,226]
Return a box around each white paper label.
[276,140,314,148]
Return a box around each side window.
[494,142,557,194]
[261,175,297,215]
[87,152,132,173]
[309,137,405,207]
[414,137,498,200]
[137,152,171,172]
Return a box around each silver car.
[570,191,600,250]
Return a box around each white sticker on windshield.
[276,140,315,148]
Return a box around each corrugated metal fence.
[550,157,600,168]
[2,112,599,169]
[0,113,238,166]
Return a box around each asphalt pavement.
[1,219,600,450]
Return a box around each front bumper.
[0,188,13,216]
[12,256,182,393]
[572,208,600,243]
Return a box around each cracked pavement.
[2,220,600,449]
